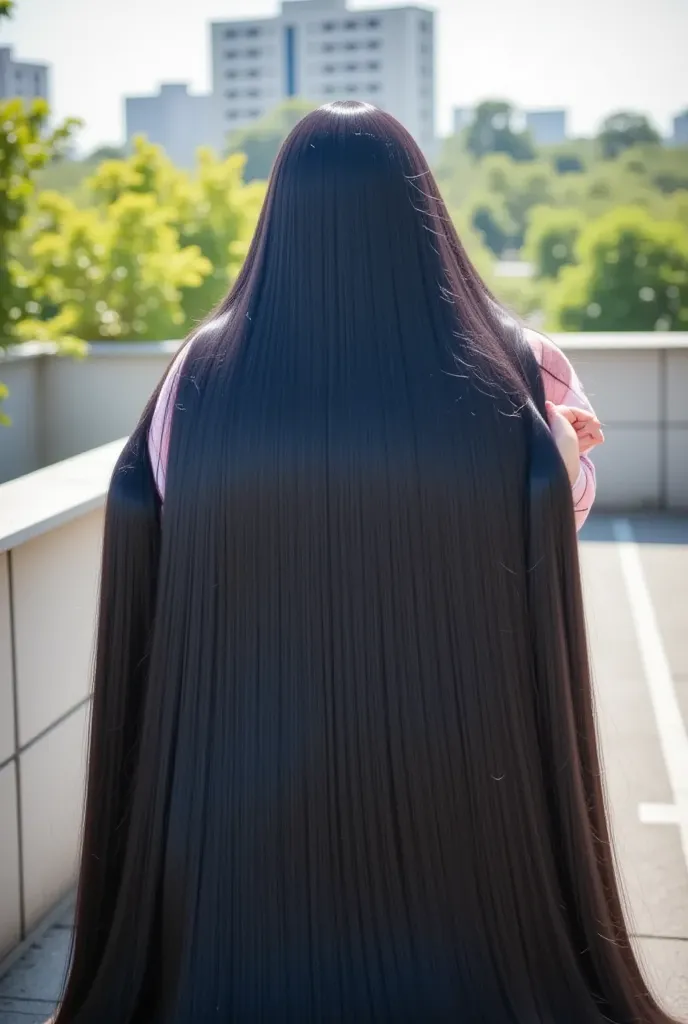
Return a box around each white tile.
[12,511,102,747]
[0,763,21,958]
[20,705,88,931]
[0,553,15,764]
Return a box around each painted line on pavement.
[612,518,688,871]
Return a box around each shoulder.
[524,328,579,406]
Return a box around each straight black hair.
[55,102,676,1022]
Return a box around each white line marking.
[613,518,688,869]
[638,802,681,825]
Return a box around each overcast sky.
[3,0,687,152]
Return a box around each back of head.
[55,103,673,1024]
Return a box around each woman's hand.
[546,401,603,486]
[552,405,604,455]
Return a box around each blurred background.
[0,4,688,1020]
[1,0,687,368]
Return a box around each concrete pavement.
[1,514,686,1021]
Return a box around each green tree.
[22,189,212,342]
[465,101,535,163]
[0,1,14,18]
[525,207,584,279]
[597,112,661,160]
[0,97,80,419]
[227,99,314,181]
[86,144,125,162]
[469,196,512,255]
[177,149,265,321]
[548,206,688,331]
[85,137,265,323]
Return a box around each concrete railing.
[1,335,687,508]
[0,440,123,958]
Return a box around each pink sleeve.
[526,331,597,531]
[148,345,190,498]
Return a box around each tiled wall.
[0,510,103,957]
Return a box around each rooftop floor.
[1,514,687,1022]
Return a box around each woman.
[54,102,673,1023]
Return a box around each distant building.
[671,111,688,147]
[125,83,214,168]
[524,109,567,146]
[451,104,568,146]
[210,0,436,154]
[0,46,49,103]
[452,106,473,134]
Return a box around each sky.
[2,0,687,153]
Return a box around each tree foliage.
[21,137,266,342]
[22,190,211,343]
[0,97,81,420]
[227,99,314,181]
[548,207,688,331]
[465,101,535,163]
[525,207,584,279]
[597,112,661,160]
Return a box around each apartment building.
[125,83,214,168]
[210,0,436,153]
[0,46,49,103]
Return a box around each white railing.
[0,441,122,957]
[1,334,687,508]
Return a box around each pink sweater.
[149,330,596,530]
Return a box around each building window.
[322,42,335,52]
[344,41,357,50]
[322,21,335,31]
[246,48,261,58]
[246,27,259,37]
[366,40,380,50]
[225,29,237,39]
[347,84,357,93]
[323,63,335,73]
[225,49,238,58]
[225,89,238,98]
[247,88,260,97]
[225,70,237,79]
[247,68,260,78]
[324,83,336,94]
[367,18,380,28]
[344,19,357,29]
[226,111,237,120]
[248,108,261,117]
[367,60,380,70]
[346,62,356,71]
[369,83,380,93]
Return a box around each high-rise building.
[524,109,567,146]
[211,0,436,153]
[125,84,214,168]
[452,106,473,134]
[0,46,49,103]
[670,110,688,147]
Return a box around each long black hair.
[55,102,674,1022]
